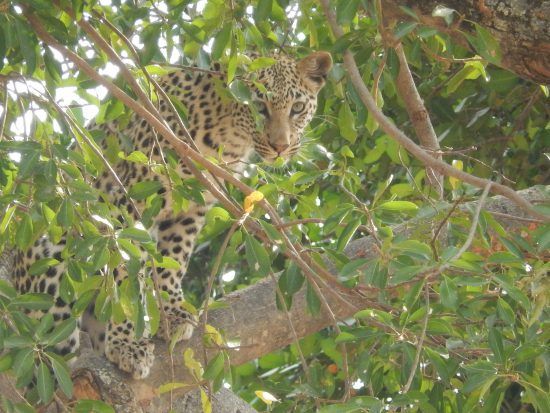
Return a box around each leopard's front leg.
[101,266,155,379]
[153,209,205,342]
[104,319,155,379]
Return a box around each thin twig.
[277,218,371,235]
[200,220,240,402]
[489,210,544,224]
[150,61,223,76]
[269,271,315,402]
[429,195,464,261]
[339,177,382,249]
[0,83,8,140]
[402,283,430,393]
[444,183,492,267]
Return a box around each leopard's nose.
[270,142,290,155]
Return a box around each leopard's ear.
[297,51,333,91]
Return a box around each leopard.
[12,51,332,379]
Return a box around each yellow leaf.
[204,324,224,346]
[255,390,279,405]
[201,388,212,413]
[183,348,203,379]
[243,191,264,213]
[449,159,463,190]
[157,382,189,394]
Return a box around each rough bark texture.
[1,187,547,411]
[383,0,550,84]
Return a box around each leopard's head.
[251,52,332,161]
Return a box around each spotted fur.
[12,52,332,379]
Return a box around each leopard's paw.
[158,305,196,343]
[105,337,155,379]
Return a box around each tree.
[0,1,548,412]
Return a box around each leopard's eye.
[291,101,306,114]
[255,100,269,117]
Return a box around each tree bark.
[382,0,550,84]
[1,187,546,412]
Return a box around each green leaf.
[37,361,54,404]
[15,214,33,249]
[57,199,74,227]
[14,19,37,76]
[212,23,232,60]
[336,0,360,25]
[47,353,73,398]
[378,201,418,212]
[118,227,152,243]
[337,218,361,251]
[424,347,451,382]
[306,281,321,316]
[390,183,414,197]
[0,352,14,372]
[203,352,225,381]
[12,403,36,413]
[244,235,271,277]
[13,348,34,380]
[72,289,97,316]
[324,205,353,235]
[74,399,115,413]
[35,313,55,339]
[43,318,77,346]
[496,298,515,325]
[248,57,277,71]
[28,258,60,276]
[3,335,34,349]
[153,255,181,270]
[339,258,369,280]
[394,21,418,39]
[488,251,521,264]
[254,0,272,22]
[393,240,432,260]
[334,332,356,343]
[18,150,40,179]
[446,62,486,94]
[10,293,54,311]
[44,47,61,82]
[319,396,383,412]
[124,150,149,164]
[146,289,160,336]
[118,238,142,259]
[277,262,304,308]
[512,344,544,364]
[338,102,357,143]
[229,79,252,103]
[440,276,458,310]
[0,279,18,298]
[128,180,163,200]
[473,23,501,64]
[488,328,505,364]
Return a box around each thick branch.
[394,43,443,197]
[382,0,550,85]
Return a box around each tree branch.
[380,0,550,85]
[319,0,549,222]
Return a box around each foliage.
[0,0,548,412]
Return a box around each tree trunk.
[383,0,550,84]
